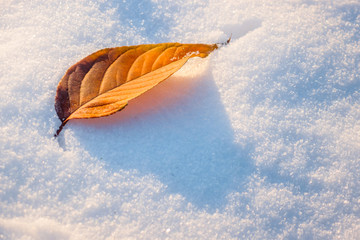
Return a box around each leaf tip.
[226,34,232,44]
[217,34,232,47]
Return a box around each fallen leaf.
[54,41,225,137]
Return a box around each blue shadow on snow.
[69,65,254,210]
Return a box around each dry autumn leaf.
[54,40,229,137]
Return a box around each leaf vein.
[98,48,132,95]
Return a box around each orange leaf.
[54,42,219,136]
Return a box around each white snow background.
[1,0,360,239]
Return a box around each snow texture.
[1,0,360,239]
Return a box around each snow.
[1,0,360,239]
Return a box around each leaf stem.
[54,121,67,138]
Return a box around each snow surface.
[1,0,360,239]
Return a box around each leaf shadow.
[69,60,254,210]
